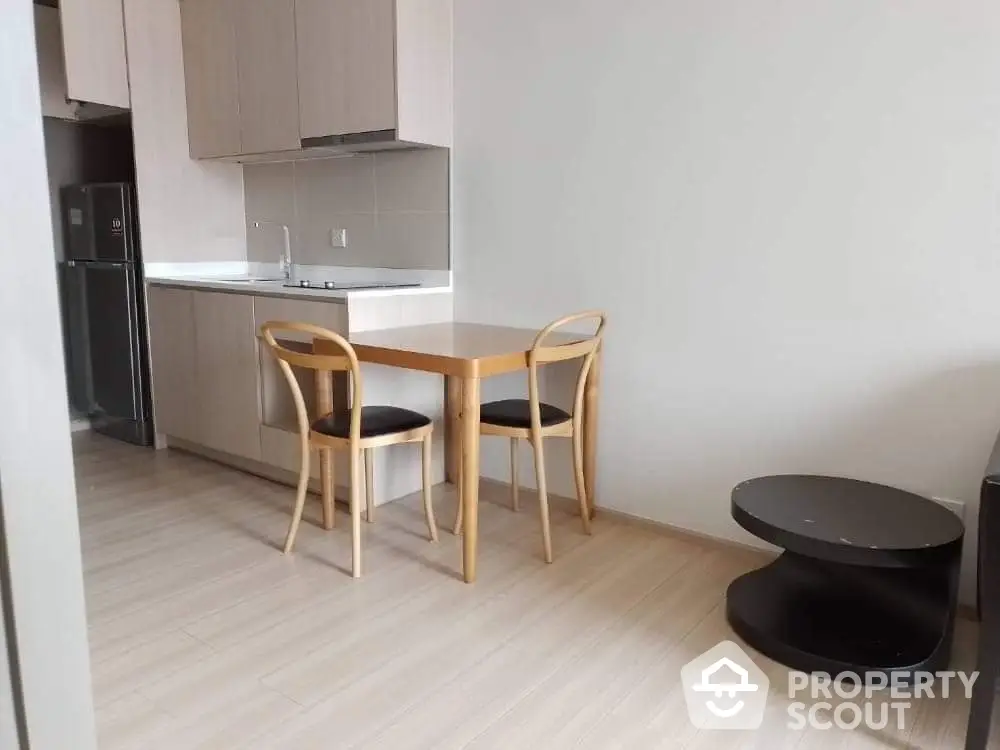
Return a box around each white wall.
[123,0,246,264]
[453,0,1000,603]
[0,4,96,748]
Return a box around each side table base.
[726,552,958,679]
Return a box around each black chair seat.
[311,405,431,439]
[480,399,571,429]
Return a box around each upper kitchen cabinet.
[59,0,131,109]
[234,0,301,154]
[179,0,241,158]
[297,0,453,149]
[180,0,299,158]
[179,0,452,160]
[295,0,395,141]
[34,3,129,120]
[34,5,76,120]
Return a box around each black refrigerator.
[61,182,153,446]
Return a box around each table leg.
[582,345,601,518]
[460,376,480,583]
[444,375,463,485]
[316,368,335,530]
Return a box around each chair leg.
[510,437,520,512]
[321,446,335,530]
[422,435,438,542]
[350,446,362,578]
[364,447,375,523]
[282,444,311,554]
[452,452,464,536]
[572,427,593,535]
[531,437,554,564]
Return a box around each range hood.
[218,130,428,165]
[300,129,400,150]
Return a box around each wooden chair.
[260,321,438,578]
[453,311,606,562]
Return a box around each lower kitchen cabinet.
[253,294,349,469]
[146,283,449,508]
[191,290,262,461]
[147,285,350,472]
[146,286,200,443]
[260,424,320,480]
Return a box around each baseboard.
[478,476,774,560]
[69,417,90,433]
[479,477,979,624]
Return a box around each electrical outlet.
[330,228,347,248]
[932,496,966,522]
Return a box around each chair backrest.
[527,311,606,433]
[259,321,363,443]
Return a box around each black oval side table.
[726,475,964,677]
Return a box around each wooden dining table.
[312,322,601,583]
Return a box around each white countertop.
[144,263,451,301]
[146,275,451,301]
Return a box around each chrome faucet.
[253,220,293,282]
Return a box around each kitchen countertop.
[146,275,452,301]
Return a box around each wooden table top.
[315,322,588,377]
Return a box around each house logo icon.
[681,640,770,730]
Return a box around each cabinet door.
[59,0,130,109]
[394,0,454,147]
[344,0,397,135]
[34,5,76,120]
[295,0,350,139]
[253,295,347,431]
[193,292,262,461]
[146,287,200,443]
[253,296,347,474]
[179,0,241,158]
[235,0,300,154]
[296,0,397,139]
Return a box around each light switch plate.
[330,228,347,248]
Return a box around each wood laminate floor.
[75,433,980,749]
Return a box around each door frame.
[0,488,29,750]
[0,5,98,749]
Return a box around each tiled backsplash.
[244,148,449,270]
